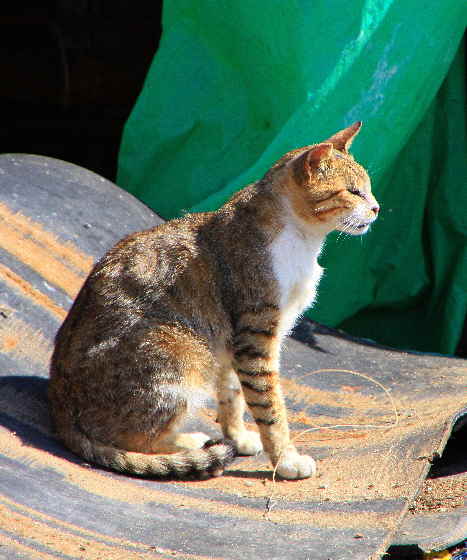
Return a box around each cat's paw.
[176,432,211,449]
[275,451,316,480]
[189,432,213,448]
[232,430,263,456]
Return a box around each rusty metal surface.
[0,155,466,560]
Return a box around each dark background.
[0,1,163,181]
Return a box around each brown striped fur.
[49,123,379,479]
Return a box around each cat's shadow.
[0,376,273,482]
[290,319,329,353]
[0,375,81,464]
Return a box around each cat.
[49,122,379,480]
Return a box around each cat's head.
[277,122,379,235]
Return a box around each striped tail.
[61,429,237,480]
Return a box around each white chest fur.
[270,222,324,337]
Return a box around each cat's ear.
[325,121,362,153]
[293,143,333,183]
[305,143,334,167]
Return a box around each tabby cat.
[49,122,379,480]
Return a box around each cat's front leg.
[217,369,263,456]
[233,312,316,479]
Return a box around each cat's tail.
[61,429,237,479]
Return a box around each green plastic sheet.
[118,1,467,354]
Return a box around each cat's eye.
[349,188,364,198]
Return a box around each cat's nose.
[372,204,380,215]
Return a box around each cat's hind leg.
[126,325,214,454]
[138,382,213,454]
[113,387,212,455]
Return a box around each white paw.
[185,432,211,449]
[233,430,263,456]
[275,452,316,480]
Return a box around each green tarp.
[118,1,467,355]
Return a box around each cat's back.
[98,213,210,284]
[53,187,280,368]
[76,212,224,314]
[53,213,226,353]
